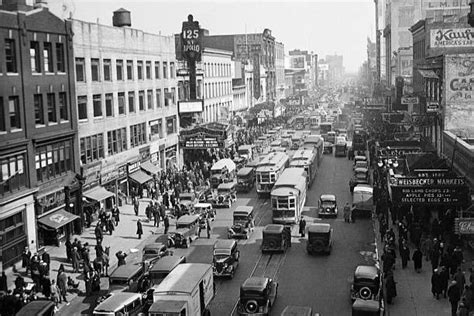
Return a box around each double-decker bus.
[256,152,290,195]
[289,149,318,186]
[270,168,307,224]
[302,135,324,166]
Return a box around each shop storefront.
[128,160,153,199]
[82,185,115,226]
[0,208,28,268]
[37,208,79,247]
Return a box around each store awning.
[83,186,115,202]
[129,170,152,185]
[418,69,438,79]
[141,161,161,175]
[38,209,79,230]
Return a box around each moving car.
[238,277,278,316]
[168,214,200,248]
[237,167,256,193]
[352,298,384,316]
[350,265,381,302]
[228,206,255,239]
[211,181,237,208]
[323,142,333,154]
[210,158,237,188]
[108,262,144,293]
[93,292,143,316]
[306,223,333,255]
[194,202,216,220]
[261,224,291,253]
[178,192,198,213]
[352,184,374,217]
[142,242,169,263]
[318,194,338,217]
[213,239,240,278]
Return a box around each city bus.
[302,135,324,166]
[270,168,307,224]
[289,149,318,186]
[256,152,290,195]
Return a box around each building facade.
[0,3,80,267]
[72,10,179,206]
[275,41,285,102]
[232,60,254,124]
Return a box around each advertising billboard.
[181,15,202,61]
[431,28,474,48]
[444,54,474,134]
[178,100,203,113]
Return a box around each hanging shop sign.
[128,160,141,173]
[401,96,419,105]
[253,54,261,100]
[139,145,151,162]
[181,15,202,61]
[414,169,450,178]
[36,190,66,214]
[454,218,474,235]
[377,147,422,157]
[426,101,440,113]
[431,28,474,48]
[182,135,222,149]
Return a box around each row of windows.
[0,96,21,132]
[0,153,25,196]
[203,102,232,123]
[203,81,232,99]
[77,88,176,120]
[34,92,69,126]
[1,38,66,75]
[79,116,177,163]
[75,58,175,83]
[35,140,73,183]
[203,62,231,78]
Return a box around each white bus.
[271,168,307,224]
[256,152,290,195]
[289,149,318,186]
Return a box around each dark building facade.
[0,1,80,268]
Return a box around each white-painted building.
[72,9,179,200]
[275,41,285,102]
[231,60,254,124]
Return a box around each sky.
[52,0,375,73]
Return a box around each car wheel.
[359,286,372,300]
[245,300,259,314]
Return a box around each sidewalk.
[374,216,474,315]
[3,203,169,311]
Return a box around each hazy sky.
[62,0,375,73]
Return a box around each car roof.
[94,292,142,312]
[307,223,331,233]
[109,262,142,279]
[194,203,212,208]
[271,187,299,197]
[143,243,166,251]
[354,185,373,193]
[16,301,56,316]
[237,167,254,176]
[355,265,379,279]
[149,256,185,272]
[179,192,195,197]
[234,206,254,215]
[354,155,367,160]
[217,182,236,189]
[354,167,369,173]
[281,306,313,316]
[148,300,187,313]
[263,224,284,233]
[320,194,336,201]
[214,239,236,250]
[211,158,236,171]
[352,298,380,311]
[176,214,200,224]
[241,277,269,292]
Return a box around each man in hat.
[447,280,461,316]
[137,219,143,239]
[116,251,127,266]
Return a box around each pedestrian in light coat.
[137,219,143,239]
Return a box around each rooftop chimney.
[113,8,131,27]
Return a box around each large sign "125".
[181,15,202,62]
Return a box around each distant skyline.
[47,0,375,73]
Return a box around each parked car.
[108,262,144,294]
[210,181,237,208]
[281,305,318,316]
[352,298,384,316]
[350,265,382,302]
[306,223,333,255]
[16,300,56,316]
[318,194,338,217]
[323,142,333,154]
[228,206,255,239]
[213,239,240,278]
[142,242,169,263]
[237,277,278,316]
[261,224,291,253]
[350,167,370,192]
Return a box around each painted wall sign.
[455,218,474,235]
[431,28,474,48]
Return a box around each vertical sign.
[181,15,202,62]
[253,54,261,99]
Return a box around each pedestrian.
[412,247,423,273]
[400,242,410,269]
[42,276,51,298]
[430,247,440,271]
[385,271,397,304]
[454,267,466,296]
[71,247,81,273]
[50,279,59,306]
[95,242,104,259]
[107,217,115,235]
[113,207,120,226]
[448,280,461,316]
[42,251,51,274]
[458,299,469,316]
[0,271,7,292]
[14,275,25,292]
[146,202,152,221]
[153,205,160,227]
[137,219,143,239]
[133,197,139,216]
[453,245,464,270]
[299,217,306,237]
[440,266,450,298]
[56,270,68,303]
[206,217,211,239]
[116,251,127,266]
[343,202,351,223]
[95,224,103,245]
[431,269,443,299]
[164,215,170,234]
[21,247,31,274]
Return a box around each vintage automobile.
[108,261,144,294]
[168,214,200,248]
[234,156,248,170]
[237,167,256,193]
[281,305,317,316]
[350,167,370,193]
[210,158,237,188]
[354,160,369,170]
[142,242,169,263]
[195,186,213,203]
[213,239,240,278]
[228,206,255,239]
[261,224,291,253]
[352,298,384,316]
[306,223,333,255]
[210,181,237,208]
[352,184,374,217]
[16,301,56,316]
[318,194,338,217]
[323,141,333,154]
[178,192,198,213]
[237,277,278,316]
[350,265,382,302]
[194,203,216,220]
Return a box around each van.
[352,184,374,217]
[210,158,237,188]
[93,292,143,316]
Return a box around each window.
[75,58,85,82]
[170,62,175,78]
[8,96,20,129]
[5,39,17,73]
[58,92,68,121]
[91,58,100,81]
[0,153,26,195]
[146,61,151,79]
[130,123,146,148]
[127,60,133,80]
[105,93,113,117]
[93,94,102,117]
[43,43,53,73]
[147,90,153,109]
[156,89,162,108]
[150,119,164,139]
[137,61,143,80]
[163,62,168,79]
[77,95,87,120]
[128,91,135,112]
[116,59,124,81]
[154,61,160,79]
[47,93,57,123]
[35,140,72,182]
[0,98,4,131]
[118,92,125,115]
[30,41,41,73]
[164,88,169,106]
[103,59,111,81]
[56,43,65,72]
[166,116,176,135]
[79,134,104,164]
[138,90,145,111]
[107,128,127,155]
[171,88,176,104]
[34,94,44,125]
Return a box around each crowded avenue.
[1,1,474,316]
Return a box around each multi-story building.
[232,60,254,124]
[275,41,285,102]
[72,9,179,205]
[325,54,344,84]
[0,0,80,267]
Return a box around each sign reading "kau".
[431,28,474,48]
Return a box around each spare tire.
[359,286,372,300]
[245,300,259,313]
[268,240,277,249]
[312,239,325,252]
